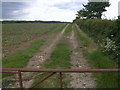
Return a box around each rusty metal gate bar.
[31,72,56,88]
[1,68,120,88]
[60,72,62,89]
[18,71,23,88]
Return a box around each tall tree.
[76,9,89,19]
[77,0,110,19]
[118,16,120,19]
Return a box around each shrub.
[75,19,120,62]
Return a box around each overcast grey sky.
[1,0,120,22]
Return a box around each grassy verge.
[64,24,72,34]
[3,40,45,77]
[86,50,118,88]
[32,38,72,88]
[74,25,90,48]
[75,24,118,88]
[43,39,72,69]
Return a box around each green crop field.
[2,23,66,56]
[2,23,67,69]
[2,23,66,47]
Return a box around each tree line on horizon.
[1,20,70,24]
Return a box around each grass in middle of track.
[44,40,72,69]
[32,38,72,88]
[64,24,72,34]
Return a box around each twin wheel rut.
[68,26,95,88]
[12,24,69,88]
[3,24,95,88]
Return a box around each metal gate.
[1,68,119,88]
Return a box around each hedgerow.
[75,19,120,62]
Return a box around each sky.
[0,0,120,22]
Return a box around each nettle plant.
[100,37,117,53]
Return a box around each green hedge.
[75,19,120,62]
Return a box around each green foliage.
[3,40,45,77]
[75,25,118,88]
[75,19,120,62]
[86,50,118,88]
[86,50,117,69]
[76,8,89,19]
[77,1,110,19]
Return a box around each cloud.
[1,0,119,22]
[2,0,88,22]
[21,0,87,22]
[53,2,86,10]
[2,0,30,2]
[2,2,30,19]
[102,0,119,19]
[118,1,120,16]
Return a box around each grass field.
[2,23,66,56]
[2,23,67,78]
[3,23,56,46]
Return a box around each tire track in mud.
[67,25,96,88]
[3,24,69,88]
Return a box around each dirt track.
[67,25,96,88]
[22,24,69,88]
[5,24,69,88]
[3,24,96,88]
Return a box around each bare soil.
[2,34,52,57]
[66,25,96,88]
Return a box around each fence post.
[18,71,23,88]
[60,72,62,89]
